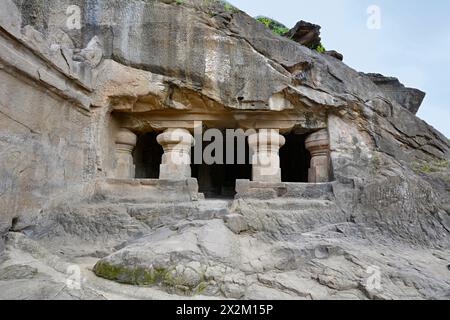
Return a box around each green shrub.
[222,1,236,11]
[255,16,327,51]
[413,159,449,174]
[255,16,289,35]
[313,43,326,53]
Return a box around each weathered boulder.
[285,20,322,48]
[285,20,344,61]
[363,73,426,114]
[324,50,344,61]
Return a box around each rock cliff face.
[0,0,449,299]
[363,73,426,115]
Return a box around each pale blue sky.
[229,0,450,137]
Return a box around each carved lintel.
[239,119,297,133]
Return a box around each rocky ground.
[1,188,449,300]
[1,0,449,300]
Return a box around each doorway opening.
[133,132,163,179]
[280,133,311,182]
[192,132,252,198]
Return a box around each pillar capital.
[115,128,137,151]
[305,129,329,155]
[248,129,286,183]
[114,128,137,179]
[305,129,330,183]
[157,128,194,180]
[156,128,195,148]
[248,129,286,150]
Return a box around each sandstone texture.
[285,20,322,49]
[363,73,426,115]
[0,0,449,300]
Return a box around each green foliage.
[413,159,449,174]
[370,153,382,175]
[175,0,184,5]
[273,26,290,35]
[222,1,237,12]
[313,43,326,53]
[255,16,289,35]
[255,16,327,50]
[200,0,239,16]
[256,16,272,28]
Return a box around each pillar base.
[159,164,192,180]
[252,167,282,183]
[95,178,201,203]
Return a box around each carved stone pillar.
[305,129,330,183]
[114,128,137,179]
[248,129,286,183]
[157,128,194,180]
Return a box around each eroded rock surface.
[363,73,426,114]
[285,20,322,49]
[1,197,449,300]
[0,0,449,300]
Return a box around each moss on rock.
[94,261,167,286]
[413,159,449,174]
[94,260,210,296]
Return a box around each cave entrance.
[133,132,163,179]
[280,132,311,183]
[131,130,313,193]
[191,132,252,199]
